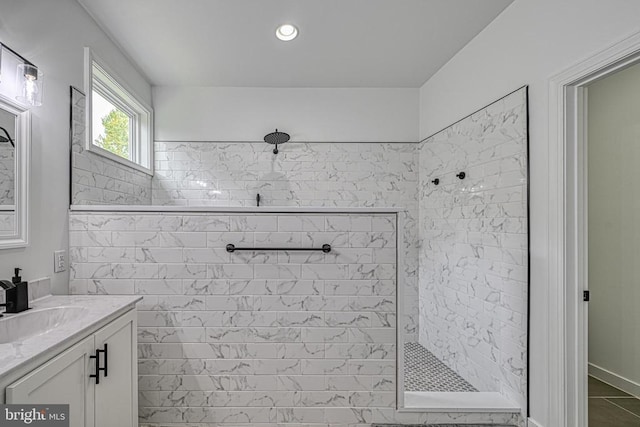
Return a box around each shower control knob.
[456,172,466,180]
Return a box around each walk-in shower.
[399,86,529,414]
[68,82,527,425]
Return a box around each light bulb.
[24,79,37,104]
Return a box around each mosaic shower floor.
[404,342,478,393]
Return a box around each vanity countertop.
[0,295,141,378]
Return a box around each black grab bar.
[226,244,331,253]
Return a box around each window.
[85,48,153,174]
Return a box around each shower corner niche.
[0,96,30,249]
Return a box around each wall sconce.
[0,42,44,107]
[16,63,43,107]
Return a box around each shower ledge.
[402,392,520,413]
[70,205,404,214]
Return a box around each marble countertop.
[0,295,141,378]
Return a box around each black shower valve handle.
[456,172,466,180]
[431,178,439,185]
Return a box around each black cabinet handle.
[90,344,108,384]
[103,343,108,378]
[89,351,101,384]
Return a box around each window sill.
[86,143,153,176]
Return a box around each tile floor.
[404,342,478,392]
[589,376,640,426]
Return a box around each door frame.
[548,30,640,427]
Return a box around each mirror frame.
[0,95,30,249]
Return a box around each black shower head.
[0,127,14,148]
[264,129,290,154]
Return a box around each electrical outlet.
[54,250,66,273]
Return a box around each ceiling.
[78,0,513,88]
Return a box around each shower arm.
[0,127,15,148]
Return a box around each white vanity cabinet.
[5,309,137,427]
[6,335,95,427]
[94,310,137,427]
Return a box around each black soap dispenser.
[12,267,22,286]
[6,267,28,313]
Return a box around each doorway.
[585,61,640,426]
[553,32,640,427]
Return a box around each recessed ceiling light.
[276,24,298,41]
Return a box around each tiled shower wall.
[152,142,414,209]
[69,211,521,427]
[69,211,396,427]
[418,88,528,408]
[152,141,419,341]
[70,88,152,205]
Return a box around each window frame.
[84,47,153,175]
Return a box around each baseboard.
[589,363,640,398]
[527,418,543,427]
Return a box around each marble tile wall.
[68,211,521,427]
[418,88,529,409]
[152,142,414,209]
[152,141,419,342]
[70,88,152,205]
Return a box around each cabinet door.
[93,309,137,427]
[6,335,95,427]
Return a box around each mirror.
[0,96,29,248]
[0,108,16,232]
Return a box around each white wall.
[418,0,640,425]
[587,62,640,388]
[0,0,151,294]
[154,87,418,142]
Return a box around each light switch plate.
[54,250,66,273]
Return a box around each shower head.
[0,127,14,148]
[264,129,289,154]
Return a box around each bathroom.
[1,1,640,427]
